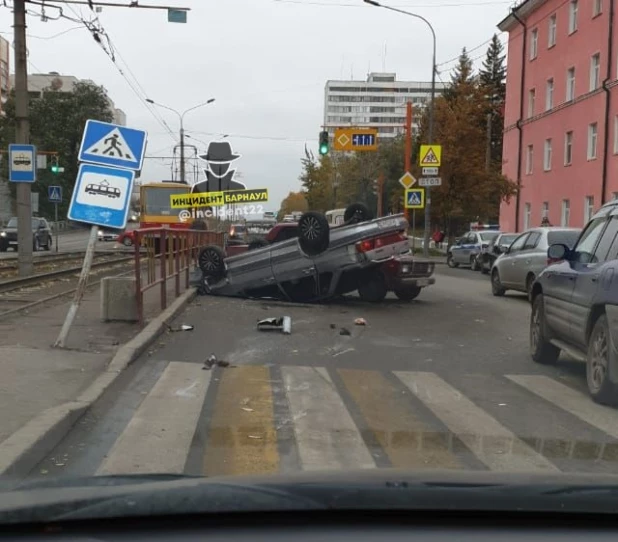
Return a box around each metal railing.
[133,227,225,325]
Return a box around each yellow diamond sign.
[399,172,417,189]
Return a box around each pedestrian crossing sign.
[419,144,442,167]
[405,188,425,209]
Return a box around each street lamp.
[146,97,216,184]
[363,0,436,256]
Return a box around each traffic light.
[319,130,329,155]
[50,154,59,174]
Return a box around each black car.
[480,233,518,274]
[0,216,52,252]
[530,200,618,405]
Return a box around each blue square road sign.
[78,119,147,171]
[68,163,135,229]
[405,188,425,209]
[48,185,63,203]
[8,144,37,183]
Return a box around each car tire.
[298,211,330,256]
[44,236,51,251]
[123,236,133,247]
[470,255,481,271]
[446,253,459,268]
[248,238,269,250]
[526,273,536,303]
[198,245,226,279]
[394,286,421,301]
[358,273,387,302]
[491,269,506,296]
[530,294,560,365]
[586,314,618,406]
[343,203,373,224]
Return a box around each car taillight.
[356,232,406,253]
[357,239,375,253]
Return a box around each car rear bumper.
[395,276,436,288]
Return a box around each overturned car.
[197,204,435,303]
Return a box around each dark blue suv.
[530,200,618,406]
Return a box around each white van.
[325,208,346,227]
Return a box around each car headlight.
[0,232,6,237]
[401,265,410,274]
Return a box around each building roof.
[497,0,547,32]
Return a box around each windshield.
[548,230,580,248]
[2,0,617,526]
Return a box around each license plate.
[377,218,400,229]
[416,278,430,286]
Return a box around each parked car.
[447,230,501,270]
[197,203,434,303]
[530,200,618,405]
[491,227,580,300]
[0,216,52,252]
[480,233,518,274]
[98,228,117,242]
[116,229,136,247]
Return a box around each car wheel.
[530,294,560,364]
[343,203,373,225]
[586,314,618,406]
[198,245,226,279]
[248,238,269,250]
[43,236,51,251]
[394,286,421,301]
[491,269,506,296]
[446,253,459,268]
[123,236,133,247]
[358,273,387,302]
[33,237,40,251]
[298,211,329,256]
[526,273,536,303]
[470,255,481,271]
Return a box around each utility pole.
[14,0,33,277]
[485,112,492,173]
[404,101,412,222]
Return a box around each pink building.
[499,0,618,232]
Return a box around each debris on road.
[248,435,263,440]
[202,353,231,370]
[354,318,367,326]
[257,316,292,334]
[165,323,194,332]
[339,327,351,336]
[241,407,254,412]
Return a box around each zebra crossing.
[78,362,618,477]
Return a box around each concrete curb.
[0,287,198,478]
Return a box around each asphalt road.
[0,228,133,260]
[19,266,618,480]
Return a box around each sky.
[2,0,513,212]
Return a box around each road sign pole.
[13,0,33,277]
[54,202,59,253]
[412,210,416,252]
[54,225,98,348]
[424,39,437,257]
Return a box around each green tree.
[479,34,507,173]
[442,47,475,103]
[0,81,114,219]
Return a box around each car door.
[544,217,608,342]
[569,216,618,346]
[499,232,529,286]
[451,233,468,264]
[510,231,541,290]
[455,233,475,264]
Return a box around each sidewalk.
[0,265,196,446]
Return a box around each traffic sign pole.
[54,203,58,253]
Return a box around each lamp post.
[146,98,216,184]
[363,0,436,256]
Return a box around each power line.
[273,0,512,7]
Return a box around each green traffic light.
[319,144,328,155]
[51,166,59,173]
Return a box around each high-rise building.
[0,36,9,117]
[323,72,446,140]
[8,72,126,125]
[499,0,618,232]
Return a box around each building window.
[530,29,538,59]
[528,88,536,117]
[548,15,557,47]
[524,203,531,230]
[584,196,595,223]
[546,78,554,110]
[566,67,576,101]
[544,139,553,171]
[569,0,578,33]
[561,200,570,226]
[542,202,549,220]
[613,192,618,200]
[564,131,573,165]
[590,53,601,91]
[526,145,534,174]
[593,0,602,17]
[588,123,598,159]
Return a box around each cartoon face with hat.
[191,141,246,194]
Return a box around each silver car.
[197,204,412,303]
[491,227,581,300]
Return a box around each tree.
[278,191,308,220]
[479,34,507,173]
[0,81,115,219]
[442,47,475,103]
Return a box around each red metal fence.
[133,227,225,325]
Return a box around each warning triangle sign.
[83,127,136,161]
[421,147,439,165]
